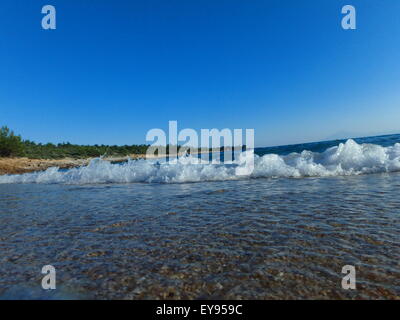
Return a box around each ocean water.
[0,134,399,299]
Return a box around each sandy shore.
[0,151,213,175]
[0,155,149,175]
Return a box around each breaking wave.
[1,139,400,184]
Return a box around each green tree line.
[0,126,240,159]
[0,126,150,159]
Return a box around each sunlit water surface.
[0,172,399,299]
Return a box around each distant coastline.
[0,150,214,175]
[0,126,235,175]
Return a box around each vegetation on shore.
[0,126,149,159]
[0,126,243,160]
[0,127,24,157]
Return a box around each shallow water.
[0,172,399,299]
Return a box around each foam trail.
[1,139,400,184]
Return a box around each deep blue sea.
[255,133,400,156]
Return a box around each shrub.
[0,126,25,157]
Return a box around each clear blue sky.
[1,0,400,147]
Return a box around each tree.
[0,126,25,157]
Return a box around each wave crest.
[1,139,400,184]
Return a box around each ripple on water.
[0,173,399,299]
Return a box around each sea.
[0,134,399,299]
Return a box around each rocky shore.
[0,155,147,175]
[0,151,211,175]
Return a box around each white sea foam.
[1,139,400,184]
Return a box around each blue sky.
[1,0,400,147]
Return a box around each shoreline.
[0,151,213,175]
